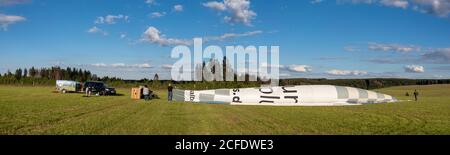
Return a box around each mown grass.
[0,84,449,135]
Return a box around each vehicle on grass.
[56,80,82,93]
[83,81,116,96]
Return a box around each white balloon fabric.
[173,85,397,106]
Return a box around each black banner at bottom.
[1,135,448,153]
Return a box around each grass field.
[0,84,449,135]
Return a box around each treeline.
[1,66,450,90]
[0,67,100,86]
[280,78,439,90]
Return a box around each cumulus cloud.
[0,0,31,6]
[141,26,263,46]
[203,0,257,26]
[368,42,421,53]
[141,26,192,46]
[95,14,129,24]
[150,12,166,18]
[203,1,227,11]
[87,26,108,35]
[404,64,425,73]
[91,63,152,68]
[286,65,313,73]
[173,4,183,12]
[326,69,368,76]
[0,13,26,31]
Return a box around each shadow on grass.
[81,93,126,97]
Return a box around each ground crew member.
[168,83,173,101]
[413,89,419,101]
[143,85,150,101]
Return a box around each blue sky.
[1,0,450,80]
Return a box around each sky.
[1,0,450,80]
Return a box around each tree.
[15,68,22,79]
[7,70,12,76]
[23,68,28,78]
[29,67,37,78]
[154,73,159,81]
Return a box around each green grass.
[0,84,449,135]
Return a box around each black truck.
[83,81,116,96]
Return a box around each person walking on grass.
[414,89,419,101]
[168,83,174,101]
[143,85,150,101]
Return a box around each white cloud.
[95,14,129,24]
[0,0,31,6]
[368,42,421,53]
[92,63,107,67]
[380,0,409,9]
[141,26,263,46]
[161,64,173,69]
[91,63,152,68]
[203,0,257,26]
[173,4,183,12]
[131,63,152,68]
[204,30,263,41]
[0,13,26,31]
[286,65,313,73]
[141,26,192,46]
[326,69,368,76]
[145,0,156,5]
[87,26,108,35]
[404,65,424,73]
[150,12,166,18]
[421,48,450,63]
[111,63,126,68]
[311,0,325,4]
[203,1,227,11]
[337,0,450,17]
[411,0,450,17]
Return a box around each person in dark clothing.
[143,85,150,101]
[168,83,173,101]
[413,89,419,101]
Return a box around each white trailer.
[56,80,82,93]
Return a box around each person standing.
[413,89,419,101]
[86,86,92,97]
[168,83,173,101]
[143,85,150,101]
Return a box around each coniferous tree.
[154,73,159,81]
[23,68,28,78]
[15,68,22,79]
[29,67,36,78]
